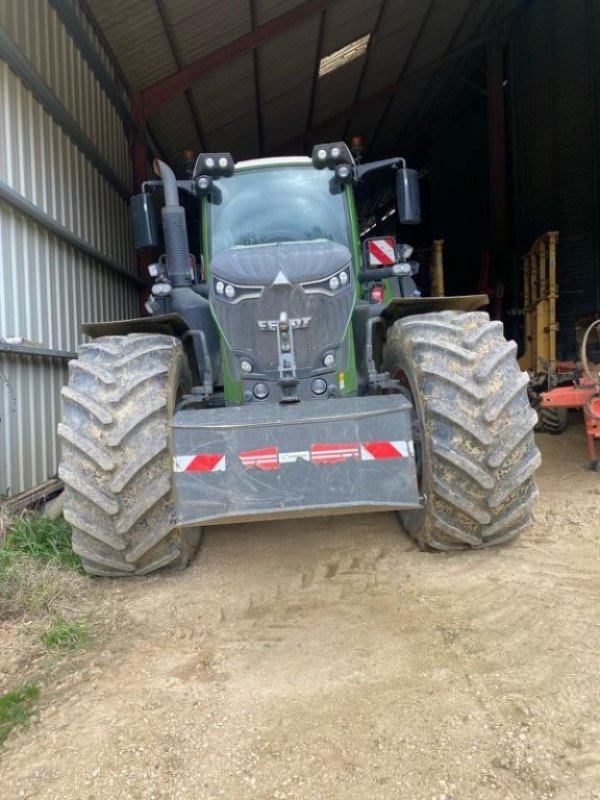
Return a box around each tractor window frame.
[205,165,352,259]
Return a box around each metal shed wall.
[510,0,600,357]
[0,0,138,496]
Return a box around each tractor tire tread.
[385,310,539,550]
[59,334,201,576]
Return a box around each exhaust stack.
[153,159,190,287]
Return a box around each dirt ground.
[1,420,600,800]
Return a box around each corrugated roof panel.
[254,0,310,26]
[378,0,425,32]
[311,58,364,127]
[450,0,497,49]
[376,71,430,154]
[169,0,252,66]
[258,14,320,102]
[86,0,176,91]
[303,118,347,153]
[205,112,260,162]
[357,24,421,99]
[149,92,199,156]
[262,80,313,152]
[407,0,474,75]
[191,52,255,133]
[320,0,381,55]
[346,106,385,152]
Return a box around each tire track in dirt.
[1,428,600,799]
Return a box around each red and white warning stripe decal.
[310,443,360,464]
[174,454,226,472]
[239,447,279,470]
[175,441,412,472]
[360,440,410,460]
[367,237,396,266]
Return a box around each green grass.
[41,615,91,652]
[0,684,40,746]
[0,515,81,574]
[0,514,85,621]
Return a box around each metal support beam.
[0,179,140,285]
[141,0,334,114]
[0,342,77,360]
[47,0,138,135]
[0,24,131,199]
[77,0,132,94]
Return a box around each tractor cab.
[133,143,424,405]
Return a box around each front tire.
[59,334,201,576]
[384,311,540,550]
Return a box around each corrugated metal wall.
[0,0,138,496]
[510,0,600,357]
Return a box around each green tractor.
[58,144,540,576]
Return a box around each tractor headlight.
[311,142,354,170]
[151,282,173,297]
[302,266,352,296]
[193,152,234,177]
[212,276,263,303]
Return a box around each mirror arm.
[354,157,406,180]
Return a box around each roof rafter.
[141,0,335,115]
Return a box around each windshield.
[208,166,350,256]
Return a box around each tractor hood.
[208,239,355,399]
[210,240,352,285]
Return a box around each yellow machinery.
[519,231,570,433]
[519,231,559,374]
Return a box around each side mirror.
[396,167,421,225]
[130,193,159,249]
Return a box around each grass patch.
[0,514,81,573]
[0,514,86,622]
[0,556,86,621]
[41,615,91,652]
[0,684,40,746]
